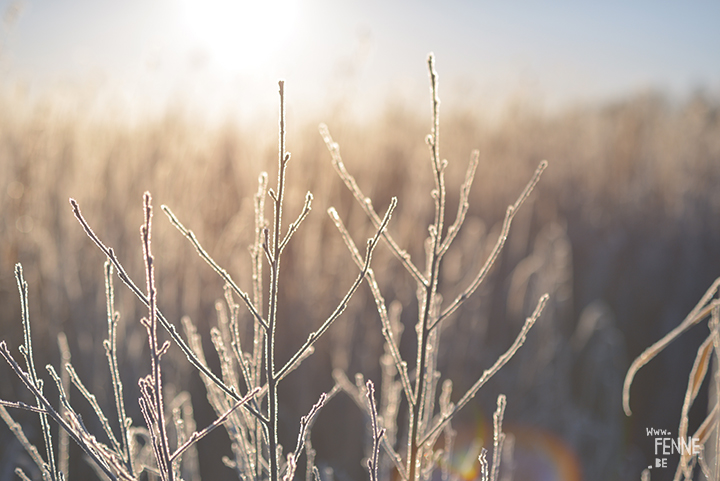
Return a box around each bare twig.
[139,192,173,481]
[490,395,507,481]
[103,260,134,474]
[0,341,119,481]
[319,124,428,288]
[70,199,251,409]
[327,207,413,403]
[479,448,489,481]
[162,204,268,331]
[433,160,548,329]
[422,294,548,445]
[366,380,386,481]
[170,387,260,462]
[276,197,396,381]
[0,403,48,473]
[439,150,480,256]
[15,264,59,481]
[280,191,313,252]
[287,393,327,475]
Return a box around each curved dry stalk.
[693,403,719,446]
[676,334,712,481]
[623,277,720,416]
[679,336,714,446]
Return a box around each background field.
[0,83,719,481]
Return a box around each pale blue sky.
[1,0,719,123]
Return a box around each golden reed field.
[1,59,719,481]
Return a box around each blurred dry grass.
[1,86,719,481]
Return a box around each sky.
[1,0,719,124]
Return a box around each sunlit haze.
[1,0,719,124]
[182,0,299,72]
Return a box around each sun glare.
[182,0,299,72]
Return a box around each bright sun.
[182,0,299,72]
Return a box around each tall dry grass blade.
[251,172,269,481]
[709,304,720,481]
[252,172,268,377]
[677,335,714,479]
[694,403,718,446]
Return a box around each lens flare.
[445,418,582,481]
